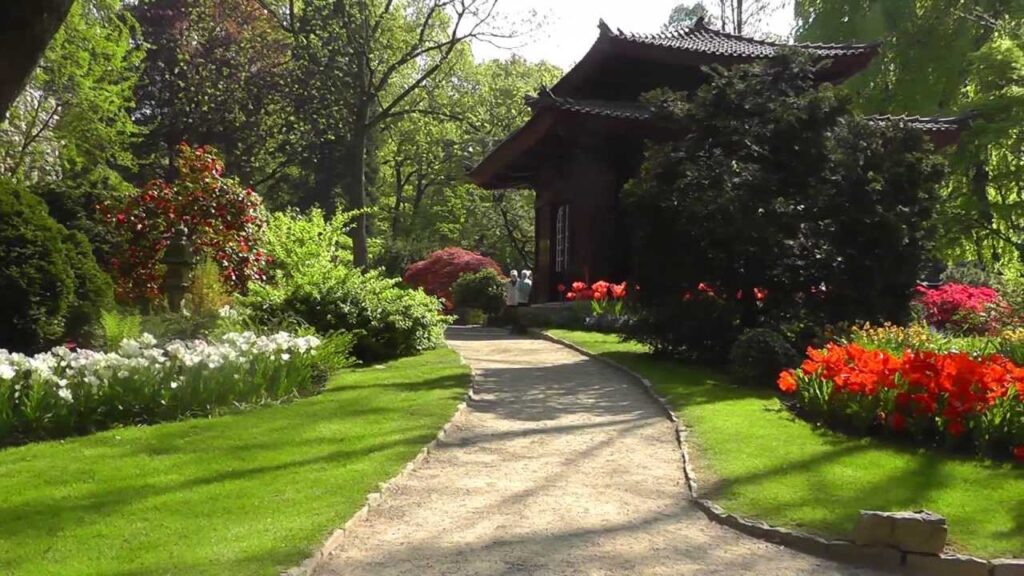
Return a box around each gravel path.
[315,327,890,576]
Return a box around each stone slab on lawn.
[905,553,990,576]
[854,510,947,554]
[993,559,1024,576]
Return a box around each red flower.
[566,292,578,301]
[572,281,587,292]
[557,284,567,294]
[1013,446,1024,462]
[754,287,768,302]
[777,370,798,394]
[611,282,627,299]
[891,412,906,432]
[947,419,966,438]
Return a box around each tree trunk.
[0,1,75,122]
[344,106,371,269]
[391,163,404,241]
[735,0,744,35]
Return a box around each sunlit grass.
[549,330,1024,558]
[0,348,469,576]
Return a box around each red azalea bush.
[779,343,1024,461]
[914,283,1012,335]
[403,248,502,309]
[102,144,270,302]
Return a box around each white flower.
[57,387,72,402]
[0,364,15,380]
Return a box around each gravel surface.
[315,327,891,576]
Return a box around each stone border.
[281,349,481,576]
[532,330,1024,576]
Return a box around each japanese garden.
[1,1,1023,575]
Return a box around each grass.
[548,330,1024,559]
[0,348,469,576]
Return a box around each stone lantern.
[161,226,194,313]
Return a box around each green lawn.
[548,330,1024,559]
[0,348,469,576]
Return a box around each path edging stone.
[280,348,480,576]
[532,329,1014,576]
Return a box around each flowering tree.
[403,247,502,309]
[103,143,270,302]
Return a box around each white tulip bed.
[0,332,324,444]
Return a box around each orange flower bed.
[779,343,1024,462]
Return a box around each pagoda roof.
[469,93,972,189]
[552,18,882,98]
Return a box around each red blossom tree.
[403,248,502,309]
[102,143,270,302]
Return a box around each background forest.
[0,0,560,276]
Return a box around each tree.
[374,55,562,271]
[623,52,946,360]
[677,0,786,36]
[797,1,1024,272]
[665,3,714,30]
[131,0,293,192]
[262,0,513,268]
[0,0,142,183]
[0,1,75,122]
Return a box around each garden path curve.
[315,327,889,576]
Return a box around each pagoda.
[469,18,971,303]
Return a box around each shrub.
[730,329,799,387]
[914,283,1012,335]
[244,266,449,362]
[780,343,1024,461]
[62,230,116,348]
[100,309,143,351]
[403,247,502,308]
[626,294,742,364]
[0,180,101,352]
[452,269,506,315]
[262,208,354,283]
[0,332,343,444]
[623,51,945,358]
[102,144,270,302]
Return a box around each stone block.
[905,553,990,576]
[827,541,904,568]
[993,559,1024,576]
[855,510,947,554]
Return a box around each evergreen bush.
[729,328,799,388]
[0,181,77,352]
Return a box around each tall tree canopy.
[797,1,1024,271]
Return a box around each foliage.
[100,309,143,350]
[262,208,354,283]
[551,329,1024,558]
[780,343,1024,461]
[730,328,799,387]
[0,349,467,576]
[0,180,115,353]
[623,52,946,359]
[626,294,743,364]
[375,56,561,272]
[131,0,293,194]
[245,266,449,362]
[61,230,116,349]
[0,331,335,444]
[403,247,503,308]
[451,269,506,316]
[914,283,1014,335]
[103,144,270,302]
[0,0,141,184]
[797,1,1024,274]
[31,168,133,264]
